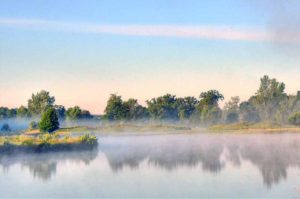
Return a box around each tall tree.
[251,75,286,121]
[197,90,224,125]
[28,90,55,116]
[104,94,127,120]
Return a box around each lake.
[0,132,300,198]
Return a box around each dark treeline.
[2,75,300,127]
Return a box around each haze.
[1,0,300,114]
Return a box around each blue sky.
[0,0,299,113]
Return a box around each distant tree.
[251,75,286,121]
[239,101,260,123]
[54,105,66,119]
[177,97,199,120]
[146,94,179,120]
[198,90,224,108]
[1,123,11,132]
[80,110,93,119]
[224,96,240,123]
[104,94,127,120]
[28,90,55,116]
[39,107,59,133]
[0,107,9,119]
[17,105,31,118]
[0,107,17,119]
[123,98,149,120]
[66,106,82,120]
[197,90,224,124]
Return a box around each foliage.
[197,90,224,125]
[0,107,17,119]
[104,94,148,120]
[79,133,97,145]
[66,106,92,120]
[146,94,179,120]
[39,107,59,133]
[288,112,300,126]
[251,75,287,121]
[28,90,55,116]
[104,94,127,120]
[17,105,31,117]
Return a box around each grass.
[208,122,300,132]
[23,123,191,136]
[0,132,98,153]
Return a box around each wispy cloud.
[0,17,295,43]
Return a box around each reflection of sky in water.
[0,133,300,198]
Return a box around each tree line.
[1,75,300,126]
[0,90,93,120]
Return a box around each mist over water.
[0,132,300,197]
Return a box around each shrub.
[79,133,97,145]
[1,123,11,132]
[29,121,38,130]
[288,112,300,126]
[22,139,35,146]
[39,107,59,133]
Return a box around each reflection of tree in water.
[101,134,300,187]
[100,136,225,173]
[238,136,300,187]
[0,149,98,181]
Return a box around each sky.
[0,0,300,114]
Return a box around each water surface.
[0,133,300,198]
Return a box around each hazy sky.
[0,0,300,114]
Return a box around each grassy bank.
[23,123,192,136]
[0,133,97,153]
[209,122,300,132]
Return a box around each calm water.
[0,133,300,198]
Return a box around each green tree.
[39,107,59,133]
[104,94,127,120]
[251,75,286,121]
[123,98,149,120]
[197,90,224,124]
[28,90,55,116]
[177,97,199,120]
[66,106,82,120]
[146,94,179,120]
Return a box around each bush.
[79,133,97,145]
[288,112,300,126]
[39,107,59,133]
[29,121,38,130]
[1,123,11,132]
